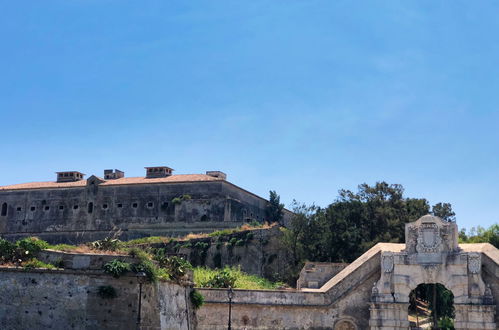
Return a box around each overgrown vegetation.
[22,258,56,270]
[103,259,131,278]
[190,289,204,309]
[0,237,50,264]
[156,255,192,283]
[194,266,285,290]
[172,194,192,205]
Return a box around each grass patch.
[193,266,286,290]
[22,258,56,270]
[48,244,79,251]
[122,236,171,247]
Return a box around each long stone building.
[0,166,291,243]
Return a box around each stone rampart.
[0,267,194,330]
[0,179,293,244]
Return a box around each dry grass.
[48,244,126,255]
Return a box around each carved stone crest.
[382,254,394,273]
[416,223,442,253]
[468,253,481,274]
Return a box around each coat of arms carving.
[416,223,442,253]
[468,253,481,274]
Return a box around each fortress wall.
[0,267,193,330]
[0,181,273,243]
[195,270,377,329]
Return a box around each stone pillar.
[369,302,409,330]
[454,304,496,330]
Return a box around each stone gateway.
[196,215,499,329]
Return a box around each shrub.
[131,259,167,283]
[157,256,192,282]
[16,237,49,259]
[235,239,245,246]
[127,247,151,262]
[0,238,16,262]
[98,285,117,299]
[103,259,131,278]
[171,197,182,205]
[190,289,204,309]
[201,269,236,288]
[172,194,192,205]
[22,258,55,270]
[194,241,209,250]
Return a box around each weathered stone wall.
[0,181,291,243]
[37,249,138,270]
[156,226,293,281]
[194,243,391,329]
[479,246,499,325]
[297,261,348,289]
[0,267,194,330]
[195,264,379,330]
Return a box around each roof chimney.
[104,169,125,180]
[145,166,174,178]
[206,171,227,180]
[56,171,85,182]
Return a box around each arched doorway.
[408,283,454,329]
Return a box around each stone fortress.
[0,166,292,243]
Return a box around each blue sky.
[1,1,498,230]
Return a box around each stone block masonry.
[0,167,293,244]
[0,267,195,330]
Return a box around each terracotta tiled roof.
[0,174,223,191]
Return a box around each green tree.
[266,190,284,224]
[459,224,499,248]
[432,202,456,222]
[285,182,454,264]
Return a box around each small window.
[147,202,153,208]
[132,203,138,208]
[59,205,64,210]
[16,207,22,212]
[117,203,123,208]
[102,204,108,210]
[88,202,93,214]
[73,205,79,210]
[30,206,36,212]
[1,203,7,216]
[44,206,50,211]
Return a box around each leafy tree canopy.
[283,182,456,265]
[459,224,499,248]
[266,190,284,224]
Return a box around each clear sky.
[1,1,498,230]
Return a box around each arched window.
[88,202,93,214]
[1,203,7,216]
